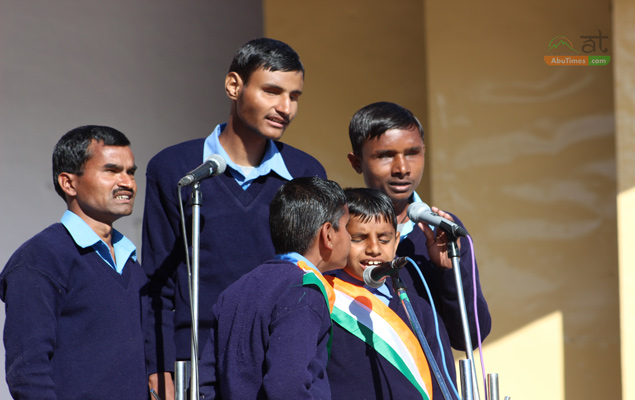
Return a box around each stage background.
[1,0,634,399]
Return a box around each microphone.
[363,257,409,289]
[407,202,469,238]
[178,154,227,187]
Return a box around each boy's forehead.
[360,127,424,154]
[348,214,396,233]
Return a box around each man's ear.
[347,152,363,174]
[57,172,77,198]
[225,72,243,100]
[320,221,334,250]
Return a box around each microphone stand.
[174,183,202,400]
[392,276,454,400]
[189,182,202,400]
[445,233,480,399]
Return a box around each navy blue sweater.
[199,260,332,399]
[0,223,148,400]
[142,138,326,373]
[328,214,491,400]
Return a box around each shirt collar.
[60,210,137,273]
[399,191,429,240]
[204,123,293,189]
[275,252,323,275]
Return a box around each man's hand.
[149,372,175,400]
[419,206,460,269]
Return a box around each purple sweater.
[0,223,148,400]
[199,259,332,399]
[142,138,326,373]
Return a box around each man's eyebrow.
[263,83,303,95]
[372,149,396,157]
[103,163,123,170]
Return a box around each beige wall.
[266,0,620,399]
[614,0,635,399]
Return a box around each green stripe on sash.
[331,307,430,400]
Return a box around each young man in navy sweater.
[199,176,351,399]
[0,126,147,399]
[142,38,327,398]
[327,188,448,399]
[345,102,492,398]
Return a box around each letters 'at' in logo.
[544,30,610,67]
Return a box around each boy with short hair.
[199,176,350,399]
[326,188,442,399]
[342,101,492,398]
[143,38,326,399]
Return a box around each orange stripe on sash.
[325,275,433,398]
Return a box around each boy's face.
[344,215,400,282]
[348,126,425,205]
[233,67,304,141]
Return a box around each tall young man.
[1,126,147,399]
[345,101,492,396]
[142,38,326,398]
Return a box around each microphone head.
[207,154,227,176]
[362,266,384,289]
[407,202,427,221]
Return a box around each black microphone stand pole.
[392,276,454,400]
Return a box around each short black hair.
[229,37,304,85]
[344,188,397,230]
[52,125,130,201]
[270,176,347,255]
[348,101,424,155]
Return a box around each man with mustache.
[142,38,326,399]
[0,125,147,399]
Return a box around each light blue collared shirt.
[335,269,393,306]
[275,252,325,276]
[399,192,433,240]
[60,210,137,274]
[203,123,293,190]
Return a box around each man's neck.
[393,198,410,223]
[220,117,267,167]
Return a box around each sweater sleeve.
[142,164,181,374]
[2,263,65,400]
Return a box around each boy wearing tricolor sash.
[326,188,439,399]
[337,102,492,399]
[199,176,351,399]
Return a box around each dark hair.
[52,125,130,201]
[348,101,424,155]
[344,188,397,230]
[229,37,304,85]
[270,176,347,255]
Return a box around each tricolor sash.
[325,275,433,400]
[296,261,335,314]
